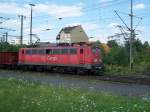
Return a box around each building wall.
[70,26,89,43]
[59,31,71,43]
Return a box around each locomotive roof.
[21,45,91,49]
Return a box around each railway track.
[0,67,150,85]
[91,75,150,85]
[0,69,150,98]
[62,73,150,85]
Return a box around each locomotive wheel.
[90,70,100,75]
[22,66,28,71]
[76,68,85,75]
[36,66,43,72]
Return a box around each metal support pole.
[29,4,35,45]
[2,34,5,42]
[130,0,133,70]
[5,32,8,42]
[30,7,32,45]
[19,15,26,45]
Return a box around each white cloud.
[35,4,83,18]
[65,23,99,31]
[65,22,108,43]
[108,22,119,28]
[90,34,108,43]
[100,0,112,3]
[1,19,20,29]
[107,22,121,36]
[133,3,145,10]
[0,3,83,18]
[24,23,53,34]
[23,25,52,43]
[0,3,30,16]
[24,28,41,34]
[136,26,150,43]
[83,23,99,30]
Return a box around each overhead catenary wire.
[31,0,128,19]
[0,0,128,30]
[1,0,149,45]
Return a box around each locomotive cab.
[90,47,102,71]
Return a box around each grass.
[0,78,150,112]
[103,64,150,76]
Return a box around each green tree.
[0,43,26,52]
[104,40,129,66]
[107,40,118,48]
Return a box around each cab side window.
[53,49,61,54]
[62,49,68,54]
[38,50,46,55]
[46,49,52,54]
[22,50,24,54]
[26,50,32,55]
[70,48,77,54]
[32,49,37,54]
[80,49,83,54]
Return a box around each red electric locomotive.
[19,45,102,73]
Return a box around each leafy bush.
[104,65,135,75]
[0,43,26,52]
[100,39,150,75]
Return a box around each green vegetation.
[0,43,26,52]
[0,79,150,112]
[98,39,150,75]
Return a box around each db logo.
[47,56,57,61]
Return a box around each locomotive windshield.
[92,47,101,54]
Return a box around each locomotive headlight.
[99,59,102,63]
[94,59,98,62]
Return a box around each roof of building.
[61,25,81,33]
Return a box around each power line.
[31,0,127,19]
[0,27,16,32]
[80,0,128,12]
[115,10,130,31]
[113,0,143,70]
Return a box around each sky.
[0,0,150,44]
